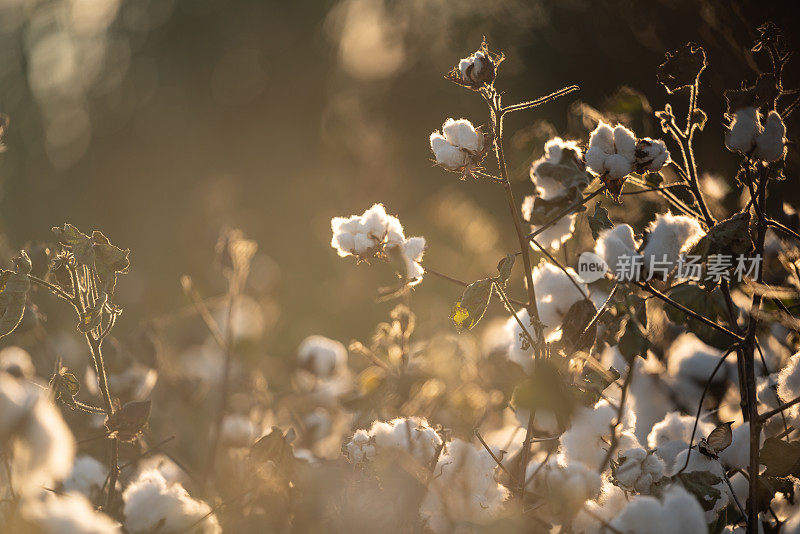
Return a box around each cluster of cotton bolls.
[331,203,426,285]
[725,107,788,161]
[593,211,705,279]
[345,416,442,465]
[522,138,589,249]
[611,447,665,493]
[429,118,486,173]
[585,122,670,180]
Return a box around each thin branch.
[501,85,580,116]
[759,395,800,423]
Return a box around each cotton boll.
[718,422,761,470]
[345,417,442,467]
[725,106,761,154]
[532,263,588,340]
[137,454,187,486]
[635,138,670,172]
[778,352,800,402]
[613,125,637,162]
[544,460,602,516]
[123,470,221,534]
[504,308,533,372]
[530,137,585,200]
[609,486,707,534]
[22,491,120,534]
[530,212,576,250]
[655,440,689,472]
[360,203,389,236]
[442,118,483,153]
[613,447,665,493]
[559,399,635,470]
[588,122,615,155]
[62,455,106,497]
[0,346,35,378]
[220,413,259,448]
[584,145,608,175]
[604,153,633,179]
[430,132,467,170]
[755,110,787,162]
[401,236,426,285]
[648,411,714,450]
[666,333,730,384]
[297,335,348,377]
[420,439,508,533]
[595,224,642,276]
[0,373,75,496]
[641,213,705,270]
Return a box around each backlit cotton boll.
[331,204,426,285]
[635,138,670,172]
[595,224,642,277]
[123,470,221,534]
[345,417,442,466]
[641,213,704,272]
[297,335,348,377]
[0,373,75,496]
[586,123,637,180]
[420,439,509,533]
[612,447,665,493]
[458,50,495,87]
[430,118,485,172]
[21,491,121,534]
[755,110,787,161]
[530,137,586,200]
[725,106,761,154]
[608,486,707,534]
[62,455,107,498]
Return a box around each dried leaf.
[0,251,32,338]
[450,279,493,332]
[105,400,151,442]
[587,202,613,240]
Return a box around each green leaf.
[663,284,728,346]
[496,254,515,285]
[617,317,648,362]
[575,362,620,405]
[52,224,95,266]
[760,437,800,477]
[450,279,494,332]
[587,202,613,240]
[511,360,575,429]
[559,298,597,354]
[0,251,32,338]
[676,471,723,512]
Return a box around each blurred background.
[0,0,797,358]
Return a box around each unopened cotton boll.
[0,373,75,496]
[22,491,120,534]
[635,138,670,172]
[595,224,642,277]
[297,335,348,377]
[420,439,508,533]
[755,110,788,161]
[123,470,221,534]
[442,118,483,153]
[725,106,761,154]
[641,213,704,270]
[429,133,467,170]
